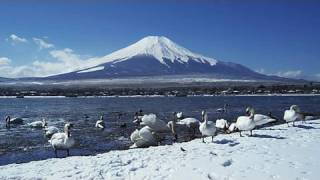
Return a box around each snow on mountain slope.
[45,36,294,82]
[99,36,218,66]
[77,66,104,73]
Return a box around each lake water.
[0,96,319,166]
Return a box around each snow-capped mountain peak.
[47,36,289,82]
[101,36,218,66]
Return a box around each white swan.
[176,112,184,120]
[130,126,158,148]
[5,116,23,127]
[44,126,60,138]
[228,122,237,133]
[253,114,277,126]
[49,123,75,157]
[199,111,217,143]
[140,114,170,133]
[177,117,200,136]
[236,107,256,136]
[28,119,47,129]
[95,115,105,129]
[215,119,229,130]
[284,105,304,126]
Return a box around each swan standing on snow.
[199,110,217,143]
[130,126,158,148]
[228,122,237,133]
[236,107,256,137]
[215,119,229,132]
[167,112,178,141]
[284,105,304,126]
[140,114,170,133]
[95,115,105,129]
[49,123,75,157]
[253,113,277,126]
[176,116,200,137]
[28,119,47,129]
[5,116,23,128]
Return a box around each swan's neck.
[64,128,71,137]
[249,113,255,120]
[5,116,10,124]
[203,113,208,124]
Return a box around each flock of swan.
[130,104,309,147]
[3,104,311,157]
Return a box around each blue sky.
[0,0,319,79]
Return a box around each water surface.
[0,96,319,166]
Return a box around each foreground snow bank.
[1,120,320,180]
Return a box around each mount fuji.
[45,36,290,82]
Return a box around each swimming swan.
[28,119,47,129]
[95,115,105,129]
[5,116,23,127]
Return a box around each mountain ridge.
[22,36,306,83]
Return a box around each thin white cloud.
[256,68,320,81]
[33,38,54,50]
[256,68,302,78]
[255,68,266,74]
[0,57,11,66]
[275,70,302,78]
[6,34,27,44]
[0,48,105,78]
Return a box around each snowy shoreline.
[1,120,319,180]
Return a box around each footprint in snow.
[222,159,233,167]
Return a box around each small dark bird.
[180,147,186,152]
[209,151,217,156]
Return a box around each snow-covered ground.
[1,120,320,180]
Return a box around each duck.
[28,118,47,129]
[236,107,256,137]
[49,123,75,157]
[199,110,217,143]
[44,126,60,138]
[140,114,170,133]
[95,115,105,129]
[5,116,23,128]
[284,105,304,126]
[130,126,158,148]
